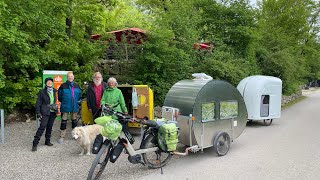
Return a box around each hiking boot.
[71,120,77,129]
[45,142,53,146]
[32,146,37,152]
[57,138,64,144]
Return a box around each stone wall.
[281,90,302,106]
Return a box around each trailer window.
[262,95,270,104]
[201,102,215,122]
[220,101,238,119]
[260,95,270,117]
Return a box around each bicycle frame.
[87,106,173,180]
[118,132,159,156]
[99,106,161,157]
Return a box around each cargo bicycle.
[87,105,175,180]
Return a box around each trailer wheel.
[263,119,273,126]
[213,132,230,156]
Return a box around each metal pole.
[189,114,193,146]
[1,109,4,144]
[231,118,234,142]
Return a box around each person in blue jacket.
[57,72,81,144]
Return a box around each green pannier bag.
[95,116,122,140]
[158,122,179,152]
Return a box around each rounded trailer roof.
[164,79,247,146]
[237,75,282,96]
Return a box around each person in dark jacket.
[32,77,58,152]
[57,72,81,144]
[87,72,108,121]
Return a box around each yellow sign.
[138,95,146,105]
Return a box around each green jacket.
[100,87,128,113]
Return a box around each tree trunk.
[66,17,72,38]
[85,25,92,39]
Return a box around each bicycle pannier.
[95,116,122,140]
[92,134,103,154]
[158,122,179,152]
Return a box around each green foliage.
[196,50,250,85]
[0,77,41,109]
[105,0,152,30]
[193,0,259,86]
[197,0,257,57]
[254,0,317,94]
[0,0,320,110]
[134,28,192,105]
[0,0,108,110]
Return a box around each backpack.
[95,116,122,140]
[92,134,103,154]
[158,122,179,152]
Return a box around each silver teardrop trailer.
[163,79,248,156]
[237,75,282,126]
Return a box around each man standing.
[58,72,81,144]
[32,77,57,151]
[87,72,108,121]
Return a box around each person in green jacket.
[100,77,128,114]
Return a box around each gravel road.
[0,115,180,180]
[1,89,320,180]
[141,89,320,180]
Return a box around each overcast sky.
[249,0,258,7]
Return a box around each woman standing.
[32,77,58,152]
[100,77,128,114]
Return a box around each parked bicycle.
[87,105,173,180]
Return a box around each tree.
[133,0,202,105]
[255,0,316,94]
[197,0,257,57]
[0,0,109,110]
[193,0,259,84]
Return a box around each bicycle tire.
[87,143,111,180]
[141,134,172,169]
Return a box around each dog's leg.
[79,147,84,156]
[86,143,91,155]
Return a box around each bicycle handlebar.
[101,105,158,128]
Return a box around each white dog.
[71,124,103,155]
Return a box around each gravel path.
[0,119,180,180]
[1,89,320,180]
[140,89,320,180]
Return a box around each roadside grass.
[282,96,307,109]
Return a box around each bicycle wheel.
[87,144,111,180]
[141,134,172,169]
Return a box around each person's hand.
[124,112,128,115]
[88,109,92,113]
[37,114,42,121]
